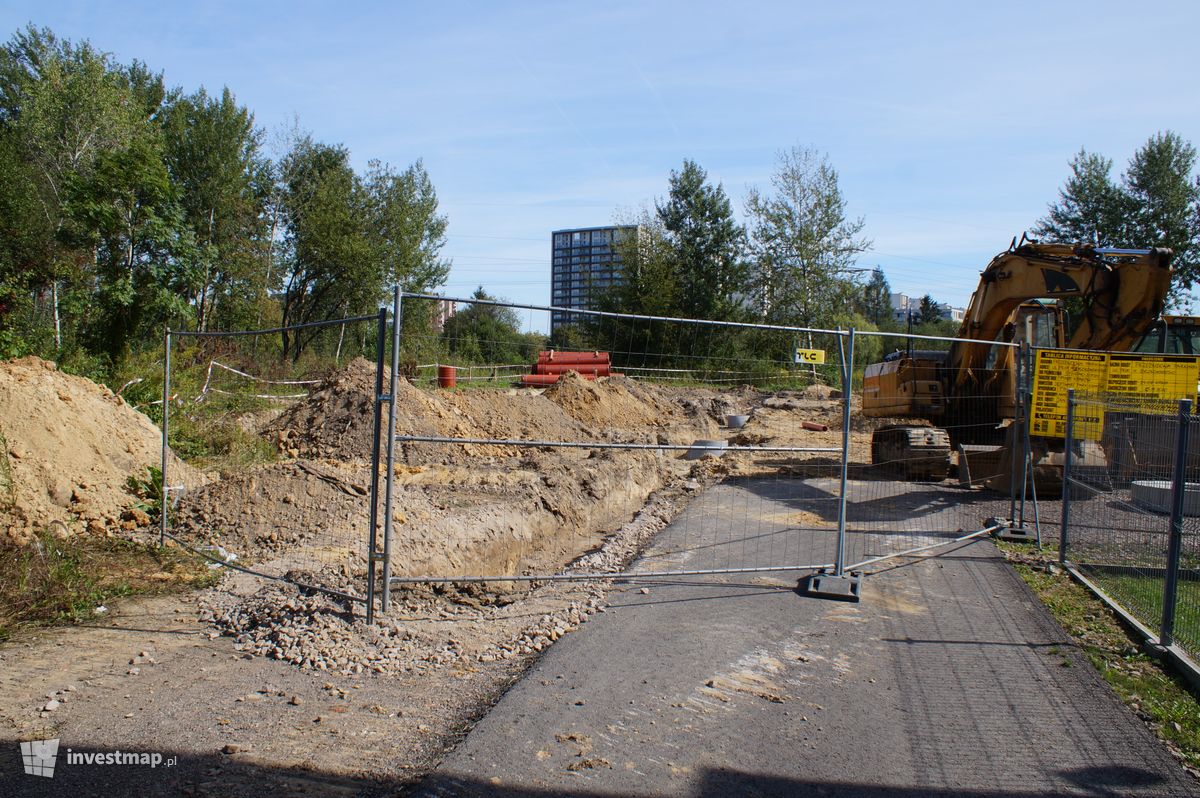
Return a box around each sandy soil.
[1,362,879,794]
[0,357,203,546]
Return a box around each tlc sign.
[794,348,827,365]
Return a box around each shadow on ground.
[1,740,1172,798]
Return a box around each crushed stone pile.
[0,356,202,545]
[198,470,711,675]
[202,582,607,674]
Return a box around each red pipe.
[538,351,610,365]
[533,365,610,376]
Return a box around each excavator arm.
[862,239,1173,486]
[951,242,1173,386]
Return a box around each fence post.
[1059,389,1075,566]
[365,307,387,624]
[1025,346,1042,545]
[834,328,855,578]
[1160,397,1192,648]
[1017,343,1032,528]
[1008,342,1023,523]
[380,286,403,614]
[805,328,862,601]
[160,327,171,548]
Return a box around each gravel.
[196,468,713,677]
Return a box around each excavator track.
[871,425,952,481]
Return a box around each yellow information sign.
[1106,353,1199,399]
[1030,351,1107,439]
[794,348,826,365]
[1031,350,1200,440]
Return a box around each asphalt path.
[414,481,1197,797]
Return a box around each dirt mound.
[179,361,734,587]
[543,372,678,429]
[0,356,202,545]
[173,448,675,582]
[266,358,393,461]
[171,460,370,560]
[265,358,598,463]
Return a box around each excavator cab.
[1132,315,1200,355]
[994,300,1064,420]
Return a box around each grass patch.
[165,405,280,471]
[0,530,218,642]
[1000,543,1200,774]
[1095,572,1200,658]
[112,348,287,471]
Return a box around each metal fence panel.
[1062,391,1200,668]
[838,328,1021,572]
[378,294,851,596]
[158,311,388,608]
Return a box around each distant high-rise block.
[550,226,637,331]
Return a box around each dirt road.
[0,587,535,796]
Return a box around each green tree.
[0,24,456,371]
[746,146,870,328]
[858,266,892,327]
[1032,149,1126,246]
[605,216,678,317]
[0,126,56,355]
[917,294,942,325]
[276,135,452,359]
[160,86,271,331]
[0,25,155,349]
[60,136,197,360]
[655,159,747,321]
[362,158,450,293]
[601,216,687,358]
[277,136,376,360]
[1124,132,1200,298]
[441,287,542,364]
[1035,133,1200,306]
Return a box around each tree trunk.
[52,280,61,350]
[200,208,216,332]
[197,281,209,332]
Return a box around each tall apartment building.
[550,226,636,331]
[430,298,457,332]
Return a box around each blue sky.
[4,1,1199,312]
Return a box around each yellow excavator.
[862,240,1174,483]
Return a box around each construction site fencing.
[373,293,1016,616]
[1061,390,1200,680]
[382,293,845,605]
[839,329,1020,571]
[153,290,1047,623]
[159,310,389,608]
